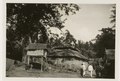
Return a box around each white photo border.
[1,0,120,81]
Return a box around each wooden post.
[41,57,43,72]
[27,55,30,65]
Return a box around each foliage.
[93,5,116,58]
[94,27,115,58]
[62,30,76,47]
[110,6,116,28]
[7,4,79,43]
[76,40,96,58]
[6,3,80,60]
[47,29,77,48]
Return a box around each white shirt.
[88,65,93,71]
[82,64,86,71]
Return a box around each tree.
[7,4,79,43]
[94,27,115,58]
[110,6,116,28]
[62,30,76,47]
[47,29,77,48]
[6,3,80,61]
[75,40,96,58]
[93,5,116,58]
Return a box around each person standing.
[96,64,102,78]
[81,62,86,77]
[88,64,94,77]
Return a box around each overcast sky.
[50,4,115,42]
[63,4,115,42]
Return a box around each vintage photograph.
[6,3,115,78]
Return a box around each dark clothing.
[96,65,104,78]
[80,68,83,77]
[102,60,115,78]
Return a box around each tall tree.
[93,5,116,58]
[7,4,79,43]
[75,40,96,58]
[63,30,76,47]
[94,27,115,57]
[110,6,116,28]
[6,3,80,60]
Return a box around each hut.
[26,43,48,71]
[48,47,88,60]
[47,47,89,71]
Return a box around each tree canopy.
[7,4,79,43]
[6,3,80,61]
[93,6,116,58]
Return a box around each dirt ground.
[6,65,96,78]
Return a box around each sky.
[50,4,115,42]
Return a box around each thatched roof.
[53,46,79,51]
[49,48,88,61]
[26,43,47,50]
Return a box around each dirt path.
[7,66,81,78]
[6,66,96,78]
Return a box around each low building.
[25,43,48,71]
[47,47,89,71]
